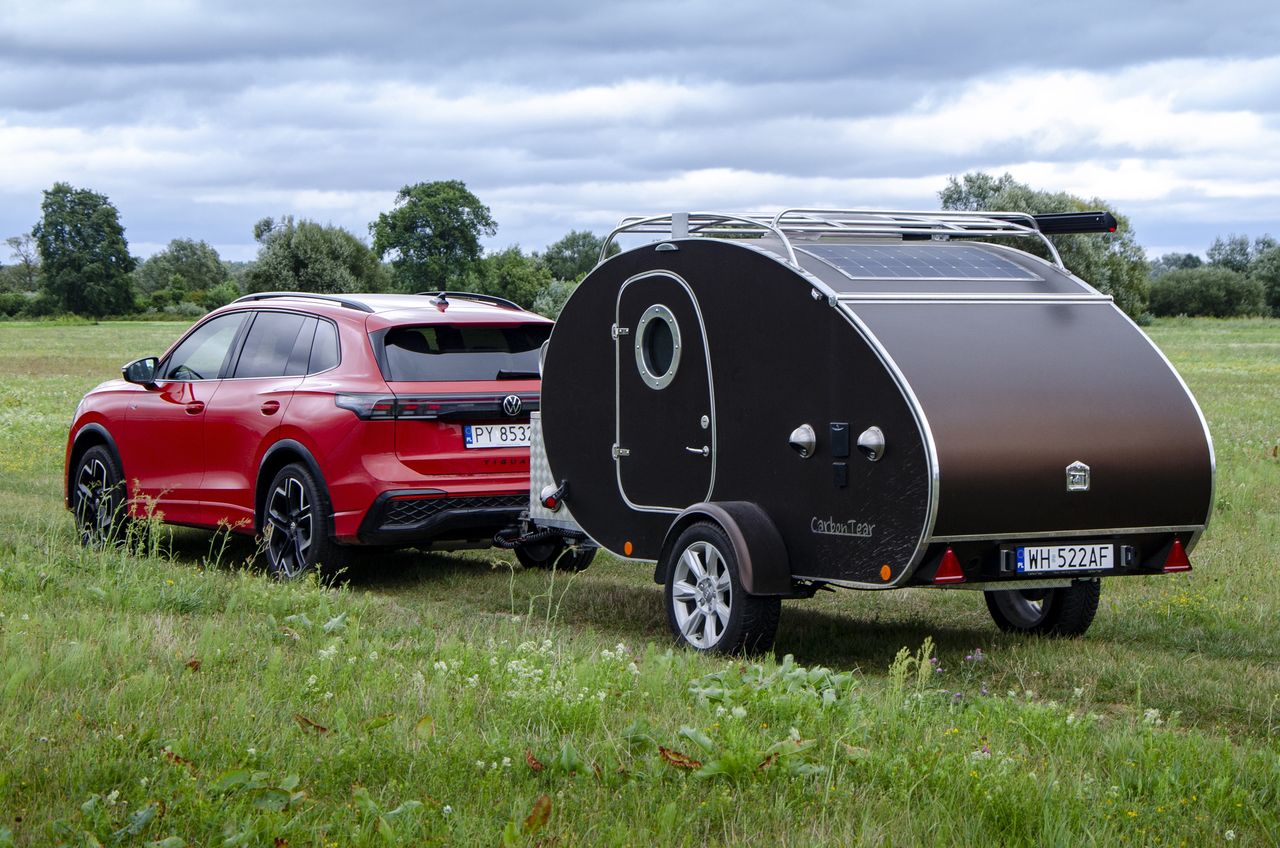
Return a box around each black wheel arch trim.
[654,501,792,597]
[67,423,123,508]
[256,440,334,537]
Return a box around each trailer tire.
[984,580,1101,637]
[515,538,596,572]
[663,521,780,655]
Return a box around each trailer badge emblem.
[1066,461,1090,492]
[502,395,522,417]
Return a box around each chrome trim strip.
[834,294,1112,304]
[1114,306,1216,552]
[613,270,716,515]
[929,524,1204,543]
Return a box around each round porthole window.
[635,304,681,390]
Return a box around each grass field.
[0,317,1277,847]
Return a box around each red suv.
[65,291,558,578]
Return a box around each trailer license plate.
[1016,543,1113,573]
[464,423,530,449]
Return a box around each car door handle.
[260,400,281,415]
[185,401,205,415]
[685,445,710,457]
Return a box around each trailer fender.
[653,502,792,596]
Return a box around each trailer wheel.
[663,522,780,655]
[984,580,1101,636]
[515,539,596,572]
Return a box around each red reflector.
[1163,538,1191,573]
[934,547,965,584]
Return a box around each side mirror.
[122,357,159,386]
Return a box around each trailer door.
[614,272,715,511]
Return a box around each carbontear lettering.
[811,516,875,538]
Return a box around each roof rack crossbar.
[601,213,799,266]
[232,292,375,313]
[413,291,522,310]
[599,208,1097,272]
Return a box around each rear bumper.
[356,489,526,545]
[911,529,1197,587]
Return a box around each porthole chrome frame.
[634,303,682,390]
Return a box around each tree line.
[0,180,612,320]
[3,173,1276,322]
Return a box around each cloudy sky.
[2,1,1279,263]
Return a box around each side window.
[233,312,310,379]
[283,318,318,376]
[161,313,248,381]
[308,319,339,373]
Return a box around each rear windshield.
[379,323,552,381]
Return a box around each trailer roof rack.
[232,292,375,313]
[600,209,1118,272]
[414,291,523,311]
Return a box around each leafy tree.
[539,230,616,282]
[370,180,496,291]
[31,182,136,317]
[940,172,1150,317]
[1207,233,1276,273]
[1249,245,1280,316]
[135,239,229,299]
[4,234,41,291]
[245,216,387,294]
[1150,252,1202,279]
[1149,266,1266,317]
[467,246,555,309]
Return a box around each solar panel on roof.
[797,244,1041,282]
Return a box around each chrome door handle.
[685,445,710,457]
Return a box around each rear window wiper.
[496,369,540,380]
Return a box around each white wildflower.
[442,805,453,816]
[318,643,338,660]
[1225,830,1236,841]
[731,706,747,719]
[367,651,379,662]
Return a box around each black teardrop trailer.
[522,209,1214,653]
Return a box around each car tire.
[984,580,1101,636]
[515,538,597,572]
[262,462,344,581]
[662,521,781,655]
[71,444,128,548]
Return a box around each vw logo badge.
[502,395,523,417]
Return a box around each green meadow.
[0,317,1276,846]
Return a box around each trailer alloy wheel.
[984,580,1101,637]
[663,521,780,654]
[262,463,343,581]
[72,445,127,548]
[515,538,596,572]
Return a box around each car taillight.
[335,393,535,421]
[335,394,398,420]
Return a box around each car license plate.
[464,423,530,449]
[1016,543,1113,573]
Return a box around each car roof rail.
[232,292,375,313]
[414,291,523,311]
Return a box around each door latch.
[611,444,630,459]
[685,445,710,457]
[611,324,630,340]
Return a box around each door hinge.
[611,324,630,340]
[611,444,630,459]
